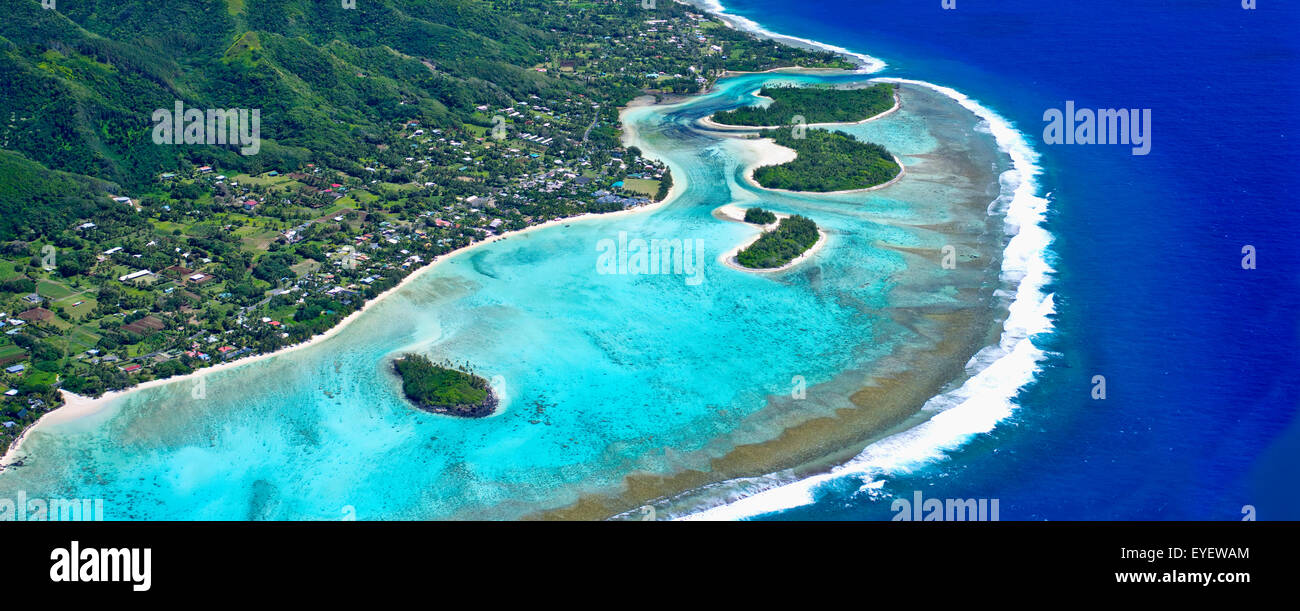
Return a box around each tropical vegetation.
[393,353,496,418]
[742,207,776,225]
[736,214,820,269]
[753,129,900,192]
[712,83,896,126]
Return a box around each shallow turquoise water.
[0,74,1008,520]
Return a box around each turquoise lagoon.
[0,73,1011,520]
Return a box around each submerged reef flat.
[0,78,1013,522]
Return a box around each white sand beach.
[696,90,901,131]
[1,106,686,467]
[742,148,906,195]
[713,204,829,274]
[698,91,907,197]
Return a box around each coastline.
[680,0,887,72]
[1,2,1056,525]
[696,89,901,131]
[538,8,1054,520]
[0,108,688,468]
[718,65,851,79]
[671,83,1056,518]
[699,90,907,196]
[743,148,906,195]
[712,204,829,274]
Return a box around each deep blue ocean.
[714,0,1300,520]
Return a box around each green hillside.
[0,0,568,191]
[0,0,854,452]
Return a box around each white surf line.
[675,5,1056,522]
[683,0,887,73]
[682,79,1057,521]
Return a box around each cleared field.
[44,316,73,331]
[152,220,188,236]
[0,260,22,280]
[36,279,75,300]
[621,178,660,197]
[45,335,83,355]
[0,344,27,363]
[231,172,296,188]
[68,325,102,347]
[25,370,57,387]
[290,260,321,276]
[239,228,282,252]
[64,298,99,320]
[316,201,356,217]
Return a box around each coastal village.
[0,1,851,451]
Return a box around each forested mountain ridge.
[0,1,852,451]
[0,0,571,194]
[1,1,850,197]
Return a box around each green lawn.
[239,228,282,252]
[0,260,22,280]
[621,178,660,197]
[316,201,356,218]
[36,279,75,300]
[24,370,57,387]
[290,259,321,276]
[68,325,102,347]
[0,345,27,364]
[231,172,296,188]
[45,335,83,355]
[152,220,188,236]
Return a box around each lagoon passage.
[0,75,1012,521]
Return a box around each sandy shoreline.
[695,89,907,197]
[0,0,1046,529]
[686,0,885,74]
[522,4,1025,523]
[712,204,829,274]
[743,148,906,195]
[697,90,901,132]
[532,77,1016,519]
[718,65,851,78]
[0,110,687,468]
